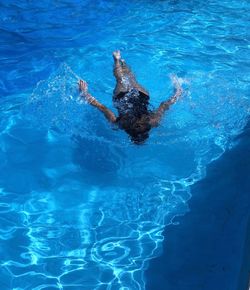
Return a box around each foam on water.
[0,0,249,289]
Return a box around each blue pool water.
[0,0,249,289]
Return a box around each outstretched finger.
[79,79,88,92]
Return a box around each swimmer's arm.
[79,80,117,123]
[86,94,117,123]
[149,75,183,127]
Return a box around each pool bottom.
[146,122,250,290]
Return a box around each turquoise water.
[0,0,249,289]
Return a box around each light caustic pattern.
[0,62,249,289]
[0,0,250,289]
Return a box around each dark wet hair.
[129,130,149,144]
[117,114,151,144]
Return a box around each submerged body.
[114,89,151,143]
[79,50,182,143]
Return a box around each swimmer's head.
[129,130,149,144]
[117,114,151,145]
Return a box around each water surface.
[0,0,249,289]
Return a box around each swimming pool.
[0,0,249,289]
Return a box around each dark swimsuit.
[113,88,150,118]
[112,63,151,143]
[113,88,151,144]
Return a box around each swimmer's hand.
[78,79,96,105]
[78,79,117,123]
[168,74,183,104]
[79,79,88,95]
[149,74,183,127]
[113,50,121,61]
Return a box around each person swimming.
[79,50,183,144]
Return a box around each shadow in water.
[72,136,122,186]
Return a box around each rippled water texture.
[0,0,249,289]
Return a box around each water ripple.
[0,0,250,289]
